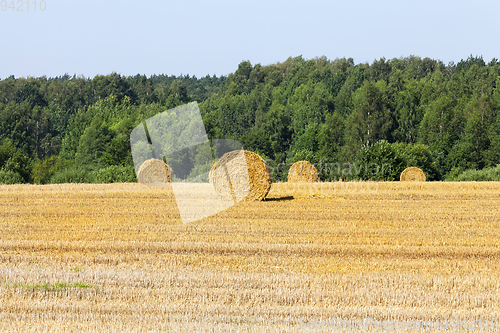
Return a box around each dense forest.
[1,55,500,184]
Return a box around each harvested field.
[1,182,500,331]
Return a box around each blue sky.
[1,0,499,79]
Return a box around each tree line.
[1,55,500,184]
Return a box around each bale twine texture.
[287,161,319,183]
[209,150,271,202]
[137,158,170,185]
[400,167,426,182]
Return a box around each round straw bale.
[400,167,426,182]
[209,150,271,202]
[287,160,319,182]
[137,158,170,185]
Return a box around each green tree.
[418,95,458,154]
[317,112,344,162]
[262,101,292,160]
[292,123,319,154]
[393,79,424,143]
[288,81,333,135]
[0,139,33,183]
[100,118,135,167]
[240,128,272,158]
[0,102,35,156]
[365,57,392,82]
[392,142,440,180]
[333,66,365,116]
[447,96,495,170]
[353,140,406,181]
[344,80,392,156]
[12,79,47,107]
[90,73,136,104]
[75,117,112,167]
[170,79,189,103]
[455,55,485,73]
[32,156,72,184]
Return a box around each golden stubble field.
[1,181,500,332]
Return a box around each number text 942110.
[1,0,46,11]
